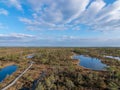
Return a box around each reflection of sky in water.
[0,65,17,82]
[104,56,120,61]
[27,54,34,59]
[73,55,107,70]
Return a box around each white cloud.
[19,0,91,30]
[28,0,89,22]
[18,0,120,31]
[77,0,106,24]
[9,0,22,10]
[0,8,8,15]
[0,33,37,46]
[9,33,34,38]
[0,0,22,10]
[66,0,90,23]
[19,18,34,25]
[0,0,119,31]
[0,33,36,46]
[0,33,120,46]
[0,33,34,41]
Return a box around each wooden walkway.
[1,62,34,90]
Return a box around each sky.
[0,0,120,47]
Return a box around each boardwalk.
[2,61,34,90]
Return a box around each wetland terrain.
[0,48,120,90]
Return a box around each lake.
[73,55,107,70]
[0,65,17,82]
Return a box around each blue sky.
[0,0,120,47]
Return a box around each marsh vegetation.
[0,48,120,90]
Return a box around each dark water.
[0,65,17,82]
[73,55,107,70]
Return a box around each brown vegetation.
[0,48,120,90]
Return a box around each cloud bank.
[17,0,120,31]
[0,0,120,46]
[1,0,120,31]
[0,33,35,43]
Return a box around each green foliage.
[108,82,119,90]
[35,82,45,90]
[0,48,120,89]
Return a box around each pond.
[73,55,107,70]
[27,54,34,59]
[104,56,120,61]
[0,65,18,82]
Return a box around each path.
[1,61,34,90]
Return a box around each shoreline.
[0,61,15,69]
[71,53,107,72]
[71,53,91,70]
